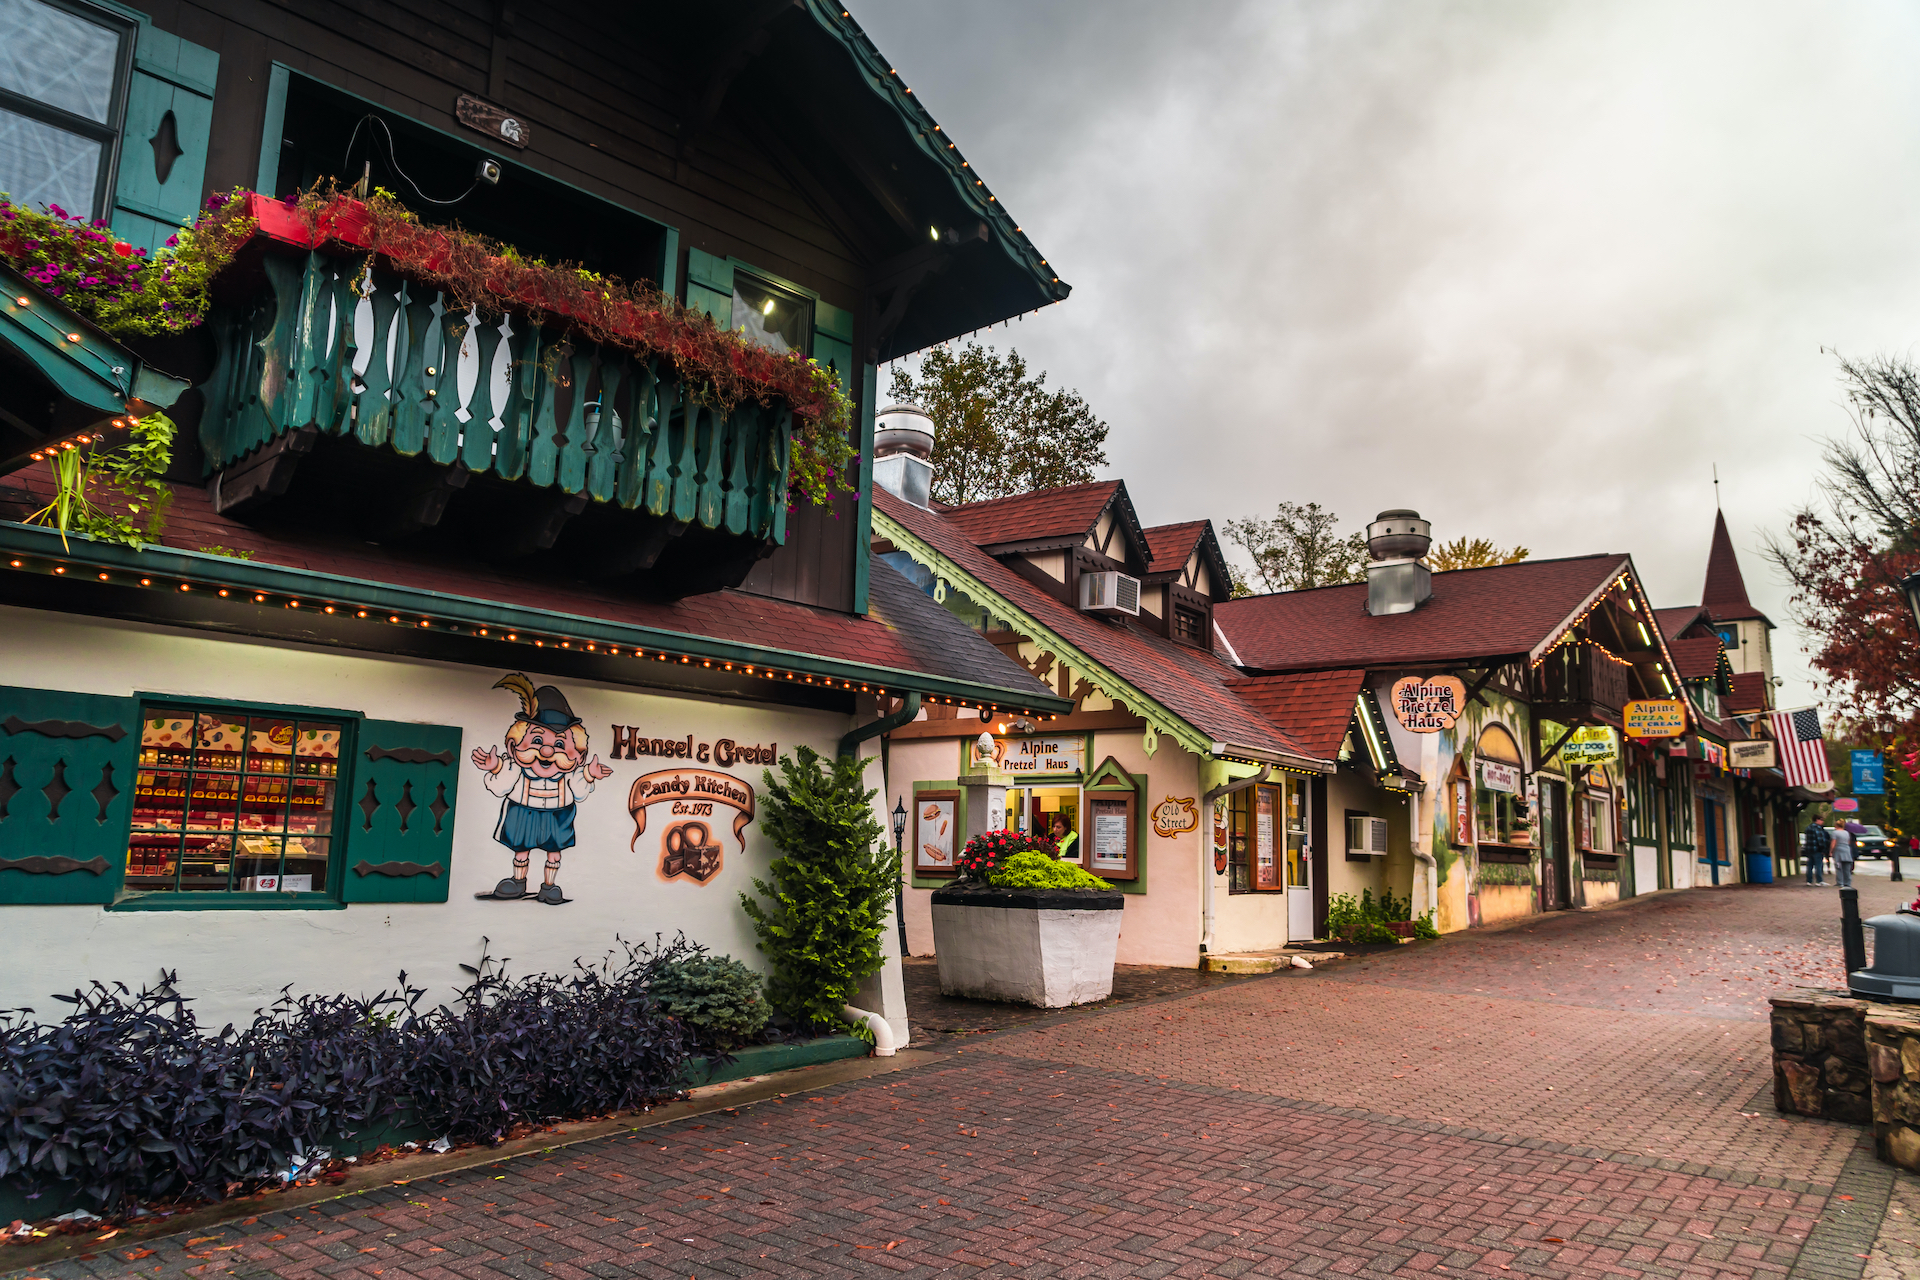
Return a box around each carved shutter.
[111,27,220,256]
[812,299,854,383]
[685,249,734,327]
[342,720,462,904]
[0,686,139,904]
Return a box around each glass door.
[1285,776,1313,940]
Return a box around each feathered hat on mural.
[493,672,583,730]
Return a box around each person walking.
[1803,816,1830,886]
[1832,822,1856,889]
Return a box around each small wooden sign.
[456,93,531,149]
[1729,739,1777,770]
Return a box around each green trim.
[0,524,1072,715]
[799,0,1064,306]
[875,508,1216,755]
[135,691,362,721]
[911,779,964,889]
[0,266,183,418]
[109,894,346,912]
[682,1034,868,1087]
[659,227,680,304]
[257,63,290,195]
[853,361,876,615]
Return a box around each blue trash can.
[1745,851,1774,884]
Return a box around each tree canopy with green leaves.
[1223,501,1367,595]
[1426,537,1531,572]
[886,342,1109,506]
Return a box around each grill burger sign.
[1390,675,1469,733]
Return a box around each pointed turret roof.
[1701,510,1773,627]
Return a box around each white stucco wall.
[889,730,1205,968]
[2,607,909,1040]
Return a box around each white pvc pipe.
[843,1004,897,1056]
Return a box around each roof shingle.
[1225,670,1365,761]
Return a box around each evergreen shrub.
[741,746,895,1034]
[651,955,770,1052]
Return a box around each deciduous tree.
[886,343,1109,505]
[1426,537,1530,572]
[1764,352,1920,763]
[1223,502,1367,595]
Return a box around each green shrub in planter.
[987,850,1109,890]
[652,956,770,1052]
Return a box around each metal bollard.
[1842,887,1868,977]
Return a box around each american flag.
[1768,707,1832,790]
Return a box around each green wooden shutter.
[813,299,854,383]
[0,686,139,904]
[342,720,462,904]
[111,26,219,256]
[685,248,734,327]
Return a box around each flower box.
[930,882,1124,1008]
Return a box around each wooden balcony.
[1530,641,1630,727]
[197,237,795,596]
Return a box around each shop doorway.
[1008,784,1082,861]
[1285,780,1312,940]
[1539,779,1572,910]
[1712,802,1728,882]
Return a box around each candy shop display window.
[127,708,347,896]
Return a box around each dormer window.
[1172,605,1205,645]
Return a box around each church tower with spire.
[1701,510,1775,686]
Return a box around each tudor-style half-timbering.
[1141,520,1231,648]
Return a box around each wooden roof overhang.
[0,266,189,478]
[1527,561,1684,761]
[637,1,1068,360]
[0,521,1073,719]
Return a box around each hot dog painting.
[913,792,958,874]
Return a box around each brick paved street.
[16,879,1919,1280]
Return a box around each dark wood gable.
[72,0,1065,621]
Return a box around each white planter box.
[930,884,1124,1007]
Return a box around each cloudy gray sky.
[859,0,1920,711]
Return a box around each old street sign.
[1152,795,1199,839]
[1729,739,1777,770]
[1622,699,1688,739]
[1390,675,1468,732]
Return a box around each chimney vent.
[1365,508,1432,615]
[873,403,934,508]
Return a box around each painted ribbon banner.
[1561,725,1618,763]
[1729,739,1776,770]
[628,769,755,852]
[1623,699,1688,739]
[1390,675,1467,732]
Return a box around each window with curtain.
[0,0,129,219]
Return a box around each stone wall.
[1867,1004,1920,1172]
[1770,988,1870,1123]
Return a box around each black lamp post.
[891,797,909,956]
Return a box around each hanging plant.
[26,412,176,549]
[0,193,255,335]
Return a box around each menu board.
[914,791,959,876]
[1255,787,1279,889]
[1090,797,1130,871]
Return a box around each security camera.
[475,157,502,186]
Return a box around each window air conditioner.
[1346,815,1390,856]
[1081,570,1141,615]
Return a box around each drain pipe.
[1200,764,1270,954]
[843,1004,897,1056]
[1406,784,1437,917]
[839,692,922,760]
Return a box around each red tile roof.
[875,488,1322,764]
[1655,605,1711,642]
[1703,510,1771,625]
[941,481,1122,548]
[1667,636,1728,683]
[1145,521,1208,576]
[0,471,1060,705]
[1215,555,1630,672]
[1727,670,1771,715]
[1225,670,1365,761]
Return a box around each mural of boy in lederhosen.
[470,673,612,904]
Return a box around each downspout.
[1199,764,1270,954]
[1407,783,1437,916]
[839,691,922,759]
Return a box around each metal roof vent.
[1851,912,1920,1001]
[1365,508,1432,616]
[874,403,934,509]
